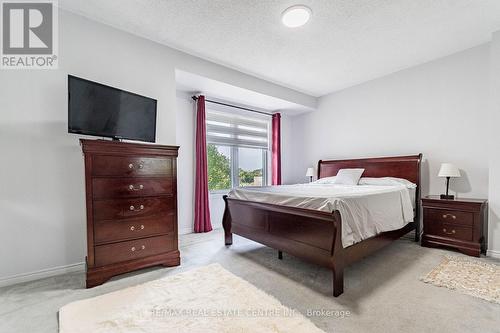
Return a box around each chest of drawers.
[81,139,180,287]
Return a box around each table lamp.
[306,167,315,182]
[438,163,461,199]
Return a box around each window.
[206,106,270,191]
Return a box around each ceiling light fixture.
[281,5,312,28]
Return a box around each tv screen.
[68,75,157,142]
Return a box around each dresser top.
[422,195,487,205]
[80,139,179,156]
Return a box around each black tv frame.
[67,75,157,143]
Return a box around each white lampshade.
[438,163,461,178]
[305,167,315,177]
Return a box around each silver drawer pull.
[128,184,144,191]
[443,228,456,235]
[131,245,145,252]
[129,205,145,211]
[129,162,144,170]
[130,225,145,231]
[442,213,456,220]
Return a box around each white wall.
[175,94,195,234]
[288,44,490,195]
[280,114,296,184]
[286,44,493,247]
[0,10,313,283]
[488,31,500,257]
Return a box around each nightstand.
[421,196,487,257]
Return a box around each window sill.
[209,190,230,195]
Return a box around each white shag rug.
[59,264,324,333]
[420,255,500,304]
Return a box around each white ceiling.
[60,0,500,97]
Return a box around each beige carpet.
[2,229,500,333]
[59,263,324,333]
[420,255,500,304]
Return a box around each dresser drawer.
[92,156,172,177]
[93,197,173,221]
[92,177,173,199]
[426,221,473,242]
[94,215,175,244]
[94,235,175,267]
[424,208,473,226]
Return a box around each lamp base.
[440,194,455,200]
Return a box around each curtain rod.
[192,96,273,116]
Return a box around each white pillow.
[359,177,417,189]
[333,168,365,185]
[312,176,337,184]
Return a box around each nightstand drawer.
[426,222,473,242]
[424,208,473,226]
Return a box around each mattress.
[228,183,415,248]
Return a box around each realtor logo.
[1,0,58,69]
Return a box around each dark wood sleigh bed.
[222,154,422,297]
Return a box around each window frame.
[205,103,271,193]
[207,144,270,193]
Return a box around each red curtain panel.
[272,113,282,185]
[194,96,213,233]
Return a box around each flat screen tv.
[68,75,157,142]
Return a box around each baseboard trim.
[486,249,500,259]
[0,262,85,288]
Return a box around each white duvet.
[228,183,415,248]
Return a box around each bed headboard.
[317,154,422,185]
[318,154,423,230]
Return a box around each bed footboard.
[222,195,345,296]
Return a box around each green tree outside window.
[207,144,231,190]
[239,168,263,186]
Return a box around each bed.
[222,154,422,297]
